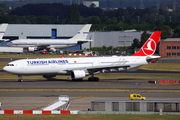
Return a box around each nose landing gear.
[18,75,23,82]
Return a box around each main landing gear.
[18,75,23,82]
[88,73,99,81]
[88,77,99,81]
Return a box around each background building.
[82,31,153,49]
[91,100,180,112]
[83,1,99,7]
[160,38,180,58]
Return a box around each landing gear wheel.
[88,77,99,81]
[88,77,92,81]
[18,75,23,82]
[94,77,99,81]
[18,79,23,82]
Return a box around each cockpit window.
[7,64,14,66]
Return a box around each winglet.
[132,31,162,56]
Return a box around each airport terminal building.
[0,24,152,51]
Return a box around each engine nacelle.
[43,75,56,78]
[27,47,36,52]
[70,70,86,79]
[49,48,57,52]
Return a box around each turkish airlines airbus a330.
[3,31,162,82]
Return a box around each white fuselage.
[3,56,148,75]
[7,39,78,49]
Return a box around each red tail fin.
[132,31,162,56]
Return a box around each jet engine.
[49,48,57,52]
[70,70,86,80]
[43,75,56,78]
[27,47,36,52]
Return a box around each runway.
[0,77,180,110]
[0,58,180,111]
[0,78,180,90]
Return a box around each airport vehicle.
[3,31,162,82]
[0,23,9,43]
[7,24,91,52]
[129,94,146,100]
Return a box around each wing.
[35,45,49,48]
[63,64,130,73]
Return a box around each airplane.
[7,24,92,52]
[0,23,9,43]
[3,31,162,82]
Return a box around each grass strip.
[0,114,179,120]
[140,63,180,71]
[0,88,180,93]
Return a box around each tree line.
[1,0,180,8]
[1,3,178,38]
[0,2,180,50]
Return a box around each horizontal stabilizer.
[146,55,161,63]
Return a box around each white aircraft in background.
[0,23,9,43]
[3,31,162,82]
[7,24,92,52]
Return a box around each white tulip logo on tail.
[142,38,156,56]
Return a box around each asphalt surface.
[0,78,180,90]
[0,57,180,110]
[0,78,180,110]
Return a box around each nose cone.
[7,42,11,46]
[3,66,16,74]
[3,66,8,72]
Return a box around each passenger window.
[133,95,136,97]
